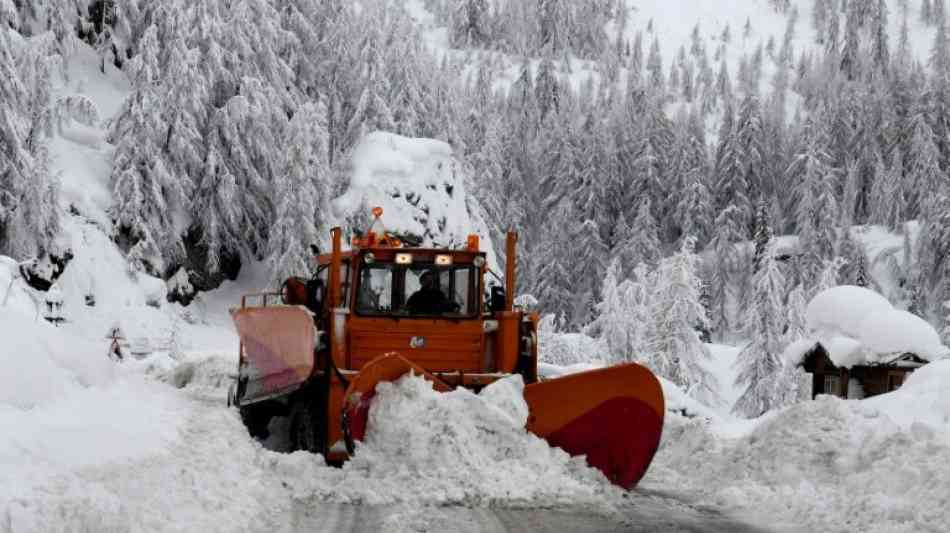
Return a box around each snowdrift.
[0,307,113,410]
[648,360,950,533]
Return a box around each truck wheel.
[288,395,325,455]
[239,404,272,440]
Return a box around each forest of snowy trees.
[4,0,950,414]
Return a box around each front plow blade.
[524,363,665,489]
[342,353,449,443]
[342,355,664,489]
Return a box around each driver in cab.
[406,270,450,314]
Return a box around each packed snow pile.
[786,285,950,367]
[865,360,950,431]
[293,374,619,507]
[646,362,950,533]
[156,351,236,395]
[333,131,497,267]
[0,307,114,410]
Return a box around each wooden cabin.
[801,343,929,399]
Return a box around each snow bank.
[333,131,498,269]
[156,351,236,396]
[647,362,950,533]
[865,360,950,431]
[292,374,619,507]
[0,308,113,410]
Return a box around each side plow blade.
[343,354,664,489]
[524,363,665,489]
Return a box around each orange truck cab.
[231,210,537,462]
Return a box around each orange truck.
[230,209,664,489]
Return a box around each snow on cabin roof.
[806,285,893,340]
[787,285,950,369]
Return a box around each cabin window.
[824,375,840,396]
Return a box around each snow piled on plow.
[292,374,621,507]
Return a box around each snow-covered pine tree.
[838,228,871,287]
[869,150,904,230]
[752,199,773,273]
[648,236,719,405]
[534,201,574,324]
[708,205,745,339]
[620,198,662,271]
[268,102,330,284]
[815,256,846,293]
[784,283,808,343]
[592,257,628,361]
[675,178,713,247]
[735,93,767,231]
[568,218,608,329]
[733,239,788,418]
[621,263,653,362]
[450,0,490,48]
[790,121,838,287]
[904,107,942,219]
[646,36,665,92]
[0,24,60,259]
[714,98,752,231]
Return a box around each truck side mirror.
[490,286,506,313]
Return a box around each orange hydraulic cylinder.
[505,232,517,311]
[496,311,521,373]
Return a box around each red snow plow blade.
[343,354,665,489]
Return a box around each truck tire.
[288,394,326,455]
[239,404,272,440]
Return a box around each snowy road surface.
[290,498,769,532]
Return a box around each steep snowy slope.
[409,0,935,111]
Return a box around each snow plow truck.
[229,208,665,489]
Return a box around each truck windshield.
[355,264,479,318]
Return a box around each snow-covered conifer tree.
[450,0,490,48]
[268,103,330,283]
[620,198,661,271]
[733,239,787,418]
[569,218,608,329]
[592,258,627,361]
[646,37,665,92]
[648,237,719,405]
[869,151,904,230]
[791,122,838,286]
[708,205,745,339]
